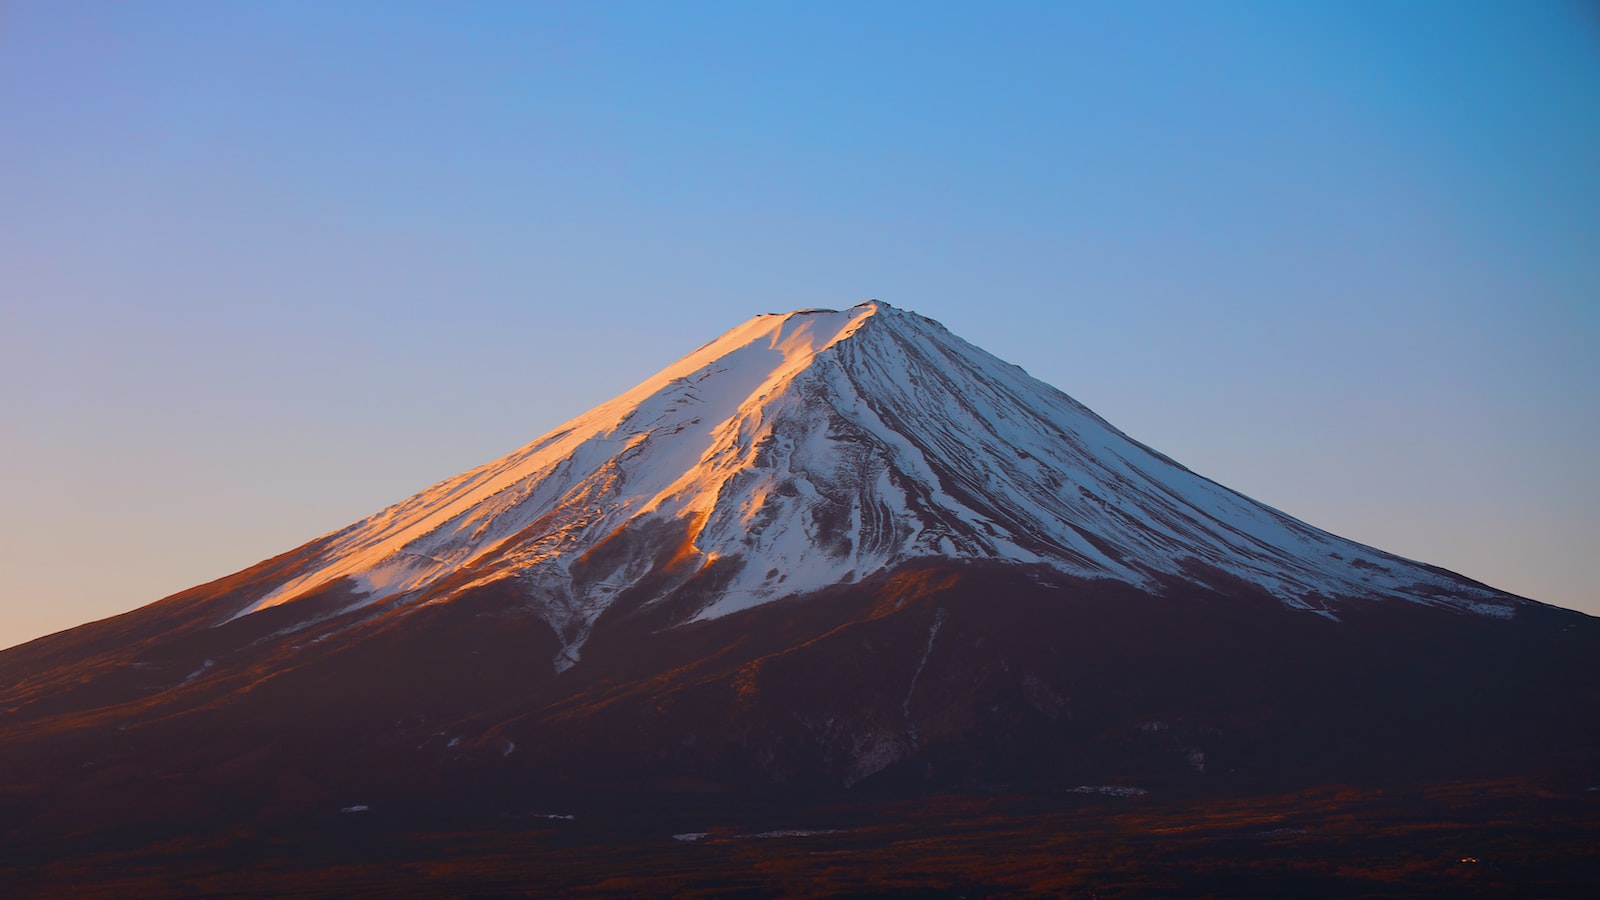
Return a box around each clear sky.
[2,1,1597,649]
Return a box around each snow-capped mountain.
[233,300,1516,669]
[3,300,1592,879]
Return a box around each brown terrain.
[2,554,1597,897]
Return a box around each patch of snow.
[339,805,370,813]
[180,659,215,684]
[1069,785,1150,797]
[673,832,709,842]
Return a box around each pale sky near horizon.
[2,1,1597,650]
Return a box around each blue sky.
[2,1,1597,648]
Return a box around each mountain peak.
[228,302,1520,668]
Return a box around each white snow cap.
[231,301,1519,665]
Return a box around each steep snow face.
[231,301,1517,664]
[815,309,1516,619]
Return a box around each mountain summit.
[235,301,1515,670]
[3,302,1594,895]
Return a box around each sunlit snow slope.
[232,301,1517,666]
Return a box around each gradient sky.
[2,1,1597,650]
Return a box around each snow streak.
[903,608,946,748]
